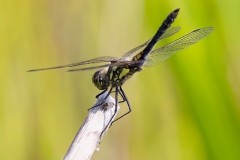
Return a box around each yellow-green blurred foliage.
[1,0,240,159]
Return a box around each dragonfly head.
[92,69,110,90]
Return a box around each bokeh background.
[1,0,240,159]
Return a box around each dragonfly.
[28,8,213,134]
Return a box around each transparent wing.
[28,27,181,72]
[159,26,181,40]
[67,60,145,72]
[144,27,214,66]
[121,39,151,60]
[27,56,120,72]
[121,26,181,59]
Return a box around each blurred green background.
[1,0,240,159]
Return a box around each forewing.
[67,60,145,72]
[28,27,182,72]
[121,39,151,60]
[121,26,181,59]
[159,26,181,40]
[27,56,119,72]
[144,27,214,66]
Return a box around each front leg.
[88,87,114,111]
[96,89,107,98]
[100,86,119,137]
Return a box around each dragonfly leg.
[96,89,107,98]
[110,87,121,94]
[112,89,124,103]
[118,100,125,103]
[100,86,119,137]
[88,87,113,111]
[110,90,124,103]
[110,86,131,126]
[116,90,125,103]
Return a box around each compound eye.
[92,69,108,90]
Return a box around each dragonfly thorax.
[92,69,110,90]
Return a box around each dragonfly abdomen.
[133,8,180,62]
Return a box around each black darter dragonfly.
[28,8,213,133]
